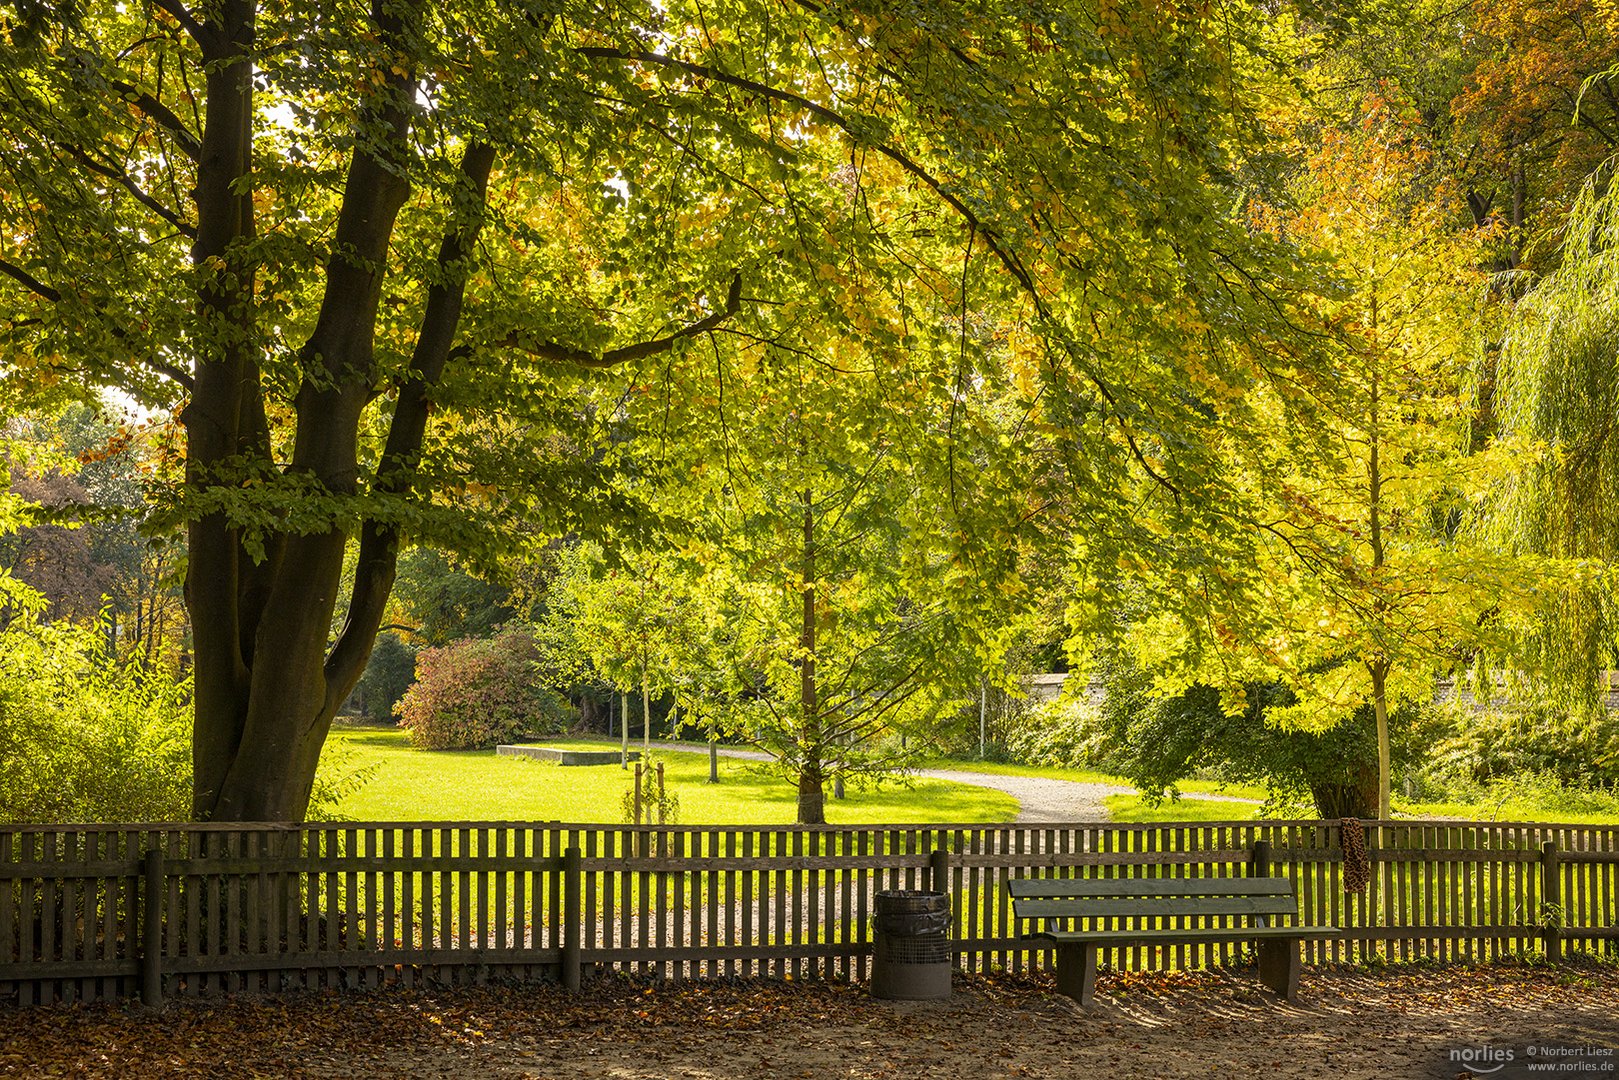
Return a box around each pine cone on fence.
[1341,817,1371,894]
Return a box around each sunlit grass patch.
[324,725,1018,825]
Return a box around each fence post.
[656,764,666,826]
[929,846,949,896]
[1540,841,1562,962]
[1250,839,1271,878]
[1249,839,1273,929]
[562,846,582,991]
[633,765,644,827]
[141,848,164,1007]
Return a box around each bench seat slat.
[1012,895,1299,920]
[1006,878,1293,900]
[1035,926,1339,947]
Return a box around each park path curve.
[637,740,1256,823]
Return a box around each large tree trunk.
[173,6,741,823]
[1303,722,1380,819]
[186,0,270,820]
[1364,324,1393,823]
[184,0,496,821]
[1308,767,1379,820]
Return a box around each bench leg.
[1256,938,1300,1001]
[1053,942,1098,1007]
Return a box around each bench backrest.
[1007,876,1303,927]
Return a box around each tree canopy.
[17,0,1619,826]
[0,0,1340,820]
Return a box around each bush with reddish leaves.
[395,627,574,750]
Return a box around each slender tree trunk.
[1509,155,1526,271]
[1370,661,1392,819]
[979,681,987,758]
[832,729,845,800]
[641,659,650,758]
[796,488,826,825]
[1365,295,1393,821]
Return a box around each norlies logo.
[1450,1047,1516,1073]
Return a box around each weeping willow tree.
[1488,162,1619,721]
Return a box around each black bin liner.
[873,889,950,937]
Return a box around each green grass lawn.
[528,738,1275,801]
[920,756,1272,801]
[1389,797,1619,825]
[1102,793,1263,823]
[915,757,1121,785]
[322,727,1619,826]
[323,726,1019,825]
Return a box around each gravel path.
[638,741,1256,823]
[909,767,1129,822]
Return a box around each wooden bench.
[1007,876,1338,1006]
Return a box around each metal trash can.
[870,889,952,1000]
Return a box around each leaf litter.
[0,961,1614,1078]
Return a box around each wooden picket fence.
[2,819,1616,1006]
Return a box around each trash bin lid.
[874,889,947,913]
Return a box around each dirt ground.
[2,962,1615,1079]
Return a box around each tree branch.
[324,141,498,709]
[107,80,202,161]
[0,256,61,302]
[62,144,196,237]
[582,47,1181,501]
[576,48,1039,295]
[151,0,212,48]
[0,256,196,390]
[489,271,743,368]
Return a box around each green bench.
[1007,876,1337,1007]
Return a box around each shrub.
[395,626,575,749]
[0,613,372,823]
[1405,766,1619,819]
[999,696,1108,769]
[0,616,191,823]
[1423,697,1619,788]
[1088,653,1441,819]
